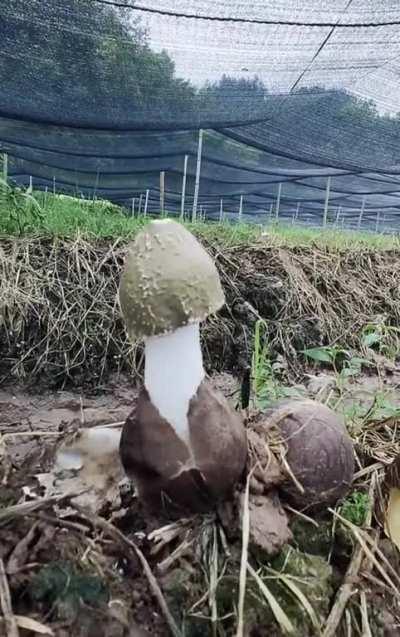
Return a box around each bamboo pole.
[357,196,366,230]
[2,152,7,185]
[322,176,331,228]
[180,154,188,220]
[239,195,243,222]
[275,183,282,221]
[192,129,204,222]
[160,171,165,217]
[144,189,149,217]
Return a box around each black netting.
[2,0,400,228]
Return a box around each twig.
[0,558,19,637]
[71,504,183,637]
[236,464,257,637]
[0,492,85,527]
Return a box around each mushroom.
[118,219,247,514]
[263,399,354,510]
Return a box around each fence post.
[357,196,366,230]
[192,129,204,222]
[275,183,282,221]
[322,176,331,228]
[144,189,149,217]
[2,152,7,185]
[181,154,188,220]
[335,206,341,227]
[239,195,243,222]
[160,171,165,216]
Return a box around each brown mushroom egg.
[263,399,354,510]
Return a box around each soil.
[1,370,400,636]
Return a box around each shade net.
[2,0,400,228]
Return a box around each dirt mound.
[1,236,399,390]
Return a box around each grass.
[0,181,399,250]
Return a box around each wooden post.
[219,199,223,223]
[144,189,149,217]
[239,195,243,222]
[131,198,135,217]
[357,196,366,230]
[138,193,143,216]
[322,176,331,228]
[181,154,188,220]
[275,183,282,221]
[192,129,204,222]
[160,171,165,216]
[335,206,341,227]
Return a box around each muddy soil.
[1,370,400,636]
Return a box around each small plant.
[362,318,400,361]
[302,345,370,392]
[251,320,303,408]
[340,491,370,526]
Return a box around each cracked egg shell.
[119,219,225,340]
[119,379,247,515]
[264,399,354,510]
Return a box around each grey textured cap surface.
[119,219,225,340]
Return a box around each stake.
[357,196,366,230]
[192,129,204,222]
[138,193,143,216]
[28,175,33,193]
[53,176,56,195]
[2,152,7,185]
[144,189,149,217]
[267,202,273,224]
[160,171,165,217]
[180,154,188,220]
[275,183,282,221]
[131,198,135,217]
[295,201,300,222]
[335,206,341,227]
[322,176,331,228]
[239,195,243,222]
[375,212,380,233]
[219,199,223,223]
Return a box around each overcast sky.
[131,0,400,114]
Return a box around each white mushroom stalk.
[144,322,204,443]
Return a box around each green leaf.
[362,332,382,347]
[302,347,334,363]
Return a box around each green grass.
[1,182,399,250]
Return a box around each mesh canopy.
[2,0,400,227]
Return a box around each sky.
[130,0,400,115]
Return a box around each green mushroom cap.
[119,219,225,340]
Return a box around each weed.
[339,491,370,527]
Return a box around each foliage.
[339,491,370,527]
[251,320,304,408]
